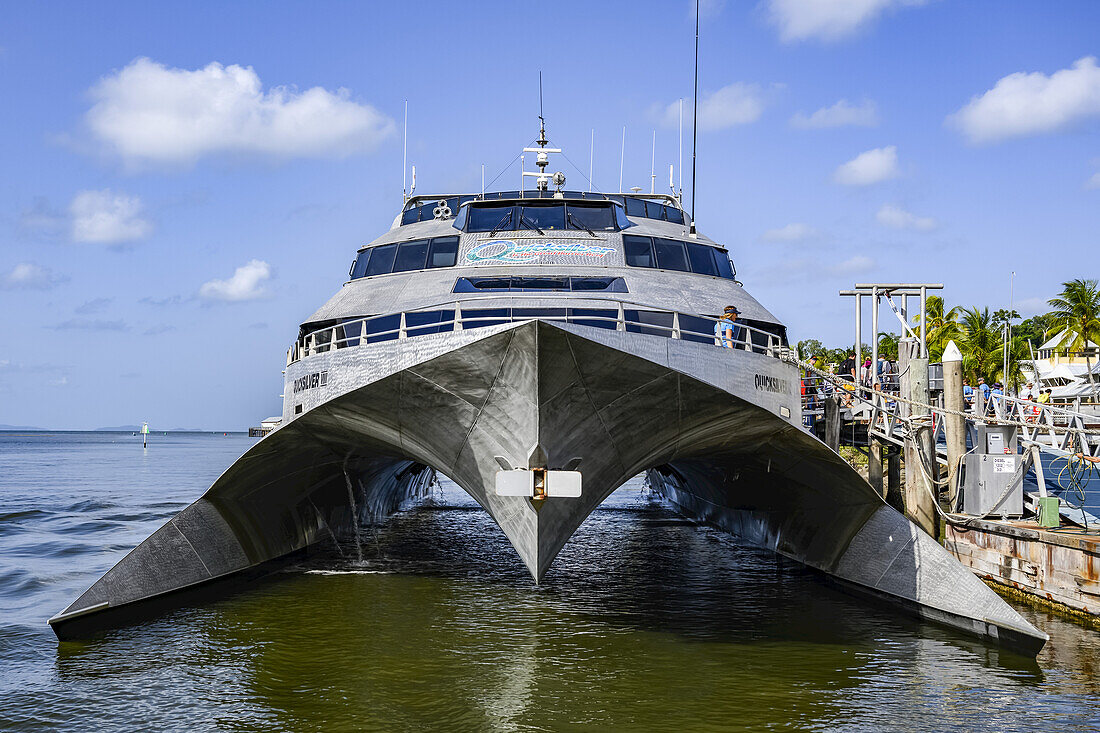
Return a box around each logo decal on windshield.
[466,239,614,263]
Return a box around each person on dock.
[714,306,741,349]
[963,380,974,410]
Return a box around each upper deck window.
[654,238,689,272]
[566,203,616,232]
[400,192,684,227]
[622,235,736,280]
[467,204,514,233]
[392,239,429,272]
[623,235,655,267]
[350,236,459,280]
[462,201,626,233]
[519,204,565,231]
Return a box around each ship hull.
[50,320,1046,654]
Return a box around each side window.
[686,242,719,276]
[645,202,666,221]
[654,238,689,272]
[363,244,397,276]
[623,235,655,267]
[624,197,646,218]
[714,249,736,280]
[666,207,685,225]
[350,250,372,279]
[427,237,459,268]
[392,239,429,272]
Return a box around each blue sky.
[1,1,1098,429]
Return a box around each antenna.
[678,98,683,201]
[402,100,408,203]
[669,164,674,194]
[618,127,625,194]
[588,129,594,193]
[690,0,699,235]
[410,165,416,197]
[650,130,656,194]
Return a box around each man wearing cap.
[714,305,742,348]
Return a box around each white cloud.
[1,262,66,290]
[833,145,899,185]
[791,99,878,128]
[767,0,928,43]
[199,259,271,301]
[1086,171,1100,190]
[948,57,1100,144]
[86,57,394,164]
[70,189,151,244]
[876,203,936,230]
[829,255,875,275]
[660,83,765,131]
[761,223,818,241]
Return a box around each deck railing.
[287,295,788,366]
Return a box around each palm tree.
[957,307,1001,384]
[994,334,1030,394]
[913,295,961,361]
[1047,279,1100,392]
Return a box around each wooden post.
[886,448,903,512]
[869,438,884,498]
[942,340,966,509]
[904,342,938,539]
[825,396,840,452]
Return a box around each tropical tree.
[994,335,1031,394]
[957,307,1001,384]
[877,332,899,360]
[796,338,824,361]
[913,295,961,361]
[1016,313,1053,347]
[991,308,1021,328]
[1047,278,1100,391]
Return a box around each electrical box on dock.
[959,424,1022,518]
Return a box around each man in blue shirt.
[714,305,741,348]
[962,380,973,407]
[978,377,991,401]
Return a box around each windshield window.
[654,238,689,271]
[623,235,655,267]
[686,242,718,276]
[645,202,666,221]
[393,239,429,272]
[666,207,685,225]
[351,250,371,279]
[427,237,459,268]
[467,205,514,232]
[364,243,397,276]
[519,205,565,231]
[567,204,615,231]
[714,249,736,279]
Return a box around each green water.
[2,432,1100,731]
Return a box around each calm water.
[2,432,1100,731]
